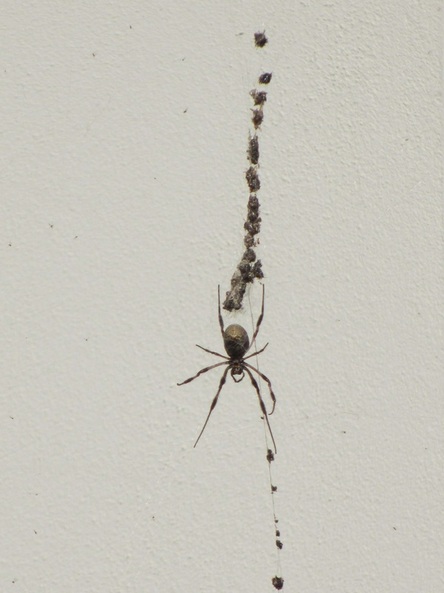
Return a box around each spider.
[177,285,277,452]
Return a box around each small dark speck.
[183,108,188,113]
[393,526,397,530]
[259,72,272,84]
[236,32,244,36]
[49,223,54,228]
[85,338,88,341]
[342,430,346,434]
[271,485,277,492]
[34,530,37,534]
[8,242,12,247]
[74,235,78,239]
[10,416,14,419]
[272,575,284,590]
[254,31,268,47]
[129,25,132,29]
[92,53,96,57]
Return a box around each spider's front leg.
[248,284,265,348]
[194,366,231,448]
[217,285,225,339]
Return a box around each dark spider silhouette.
[177,285,277,452]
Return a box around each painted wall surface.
[1,2,442,592]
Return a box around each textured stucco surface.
[1,2,442,592]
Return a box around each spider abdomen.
[223,324,250,358]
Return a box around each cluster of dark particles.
[223,31,272,311]
[250,89,267,106]
[272,575,284,590]
[254,31,268,47]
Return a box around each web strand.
[247,288,284,589]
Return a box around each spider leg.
[243,342,269,360]
[245,362,276,415]
[194,366,231,448]
[244,367,277,453]
[217,285,225,339]
[196,344,229,359]
[247,284,265,351]
[177,361,228,386]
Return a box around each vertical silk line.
[247,289,284,591]
[234,31,284,591]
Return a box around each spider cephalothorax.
[177,285,277,452]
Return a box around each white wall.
[1,2,442,592]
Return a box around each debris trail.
[223,31,272,312]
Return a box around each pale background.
[1,2,442,592]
